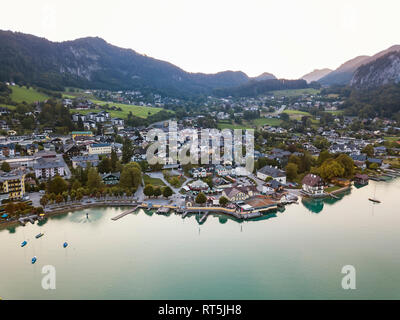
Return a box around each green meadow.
[270,88,320,98]
[10,85,50,103]
[70,100,174,119]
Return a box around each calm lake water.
[1,179,400,300]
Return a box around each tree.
[143,184,154,198]
[285,163,298,181]
[195,192,207,204]
[317,150,332,165]
[110,149,118,171]
[1,161,11,172]
[162,186,173,198]
[336,154,354,178]
[153,187,161,198]
[98,157,112,173]
[122,137,134,163]
[318,159,345,181]
[47,176,68,195]
[40,195,49,207]
[55,194,63,203]
[314,136,330,150]
[169,176,180,188]
[62,191,69,202]
[119,163,142,190]
[219,196,228,207]
[87,168,103,192]
[362,144,374,157]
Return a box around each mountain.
[252,72,276,81]
[318,56,370,85]
[301,68,332,83]
[350,50,400,89]
[0,30,249,97]
[319,45,400,86]
[214,78,308,97]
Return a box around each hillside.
[301,68,332,83]
[214,78,308,97]
[0,30,249,97]
[350,51,400,89]
[252,72,277,81]
[319,45,400,86]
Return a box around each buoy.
[63,242,68,248]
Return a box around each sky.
[1,0,400,79]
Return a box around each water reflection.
[301,188,352,213]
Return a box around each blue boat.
[63,242,68,248]
[21,241,27,247]
[31,256,37,264]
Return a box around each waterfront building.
[257,165,286,184]
[301,174,324,196]
[0,169,25,200]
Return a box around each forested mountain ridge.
[0,30,249,97]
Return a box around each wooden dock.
[199,212,209,223]
[111,205,139,221]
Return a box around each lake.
[1,179,400,299]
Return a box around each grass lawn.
[10,85,49,103]
[325,185,342,193]
[323,110,344,115]
[70,100,173,119]
[384,136,400,142]
[143,174,166,187]
[217,121,251,130]
[253,118,282,127]
[0,104,16,110]
[270,88,320,98]
[283,109,312,120]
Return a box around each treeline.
[342,83,400,121]
[213,79,309,97]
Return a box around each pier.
[199,212,209,223]
[111,205,139,221]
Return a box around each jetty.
[111,205,139,221]
[18,215,40,226]
[199,212,209,223]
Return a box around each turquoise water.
[1,179,400,299]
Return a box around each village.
[0,92,399,225]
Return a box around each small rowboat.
[368,198,381,203]
[63,242,68,248]
[21,241,27,247]
[35,232,44,239]
[31,256,37,264]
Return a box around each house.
[88,143,112,155]
[257,165,286,184]
[101,172,120,185]
[354,173,369,185]
[222,185,258,202]
[0,169,25,201]
[33,157,66,179]
[111,118,125,126]
[192,168,207,178]
[187,179,209,191]
[301,174,324,196]
[215,165,229,176]
[72,131,93,140]
[71,155,100,169]
[0,144,15,157]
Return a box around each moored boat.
[368,198,381,203]
[35,232,44,239]
[31,256,37,264]
[21,241,27,247]
[63,242,68,248]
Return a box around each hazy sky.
[1,0,400,79]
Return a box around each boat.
[31,256,37,264]
[21,241,27,247]
[63,242,68,248]
[368,184,381,203]
[368,198,381,203]
[35,232,44,239]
